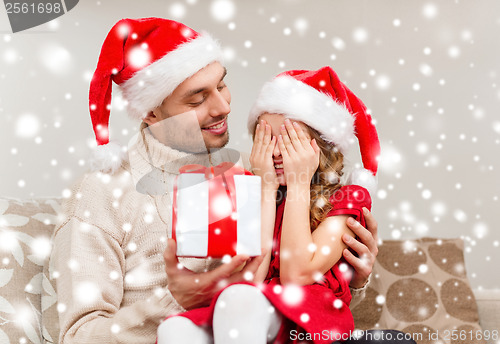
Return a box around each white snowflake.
[210,0,235,22]
[282,285,303,306]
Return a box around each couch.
[0,197,498,344]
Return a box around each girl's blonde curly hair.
[306,127,344,231]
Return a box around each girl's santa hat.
[89,17,224,173]
[248,66,380,194]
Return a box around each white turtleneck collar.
[127,122,242,195]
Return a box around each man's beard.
[206,131,230,153]
[148,110,231,153]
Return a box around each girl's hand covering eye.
[249,119,279,191]
[278,119,320,186]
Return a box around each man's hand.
[343,207,379,289]
[163,239,263,310]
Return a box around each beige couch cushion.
[0,198,60,344]
[474,289,500,344]
[41,251,59,343]
[352,237,485,344]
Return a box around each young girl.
[158,66,380,344]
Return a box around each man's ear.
[143,109,159,126]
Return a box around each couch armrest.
[474,289,500,344]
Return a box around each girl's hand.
[250,119,279,192]
[278,119,320,186]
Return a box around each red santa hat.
[248,66,380,194]
[89,17,224,173]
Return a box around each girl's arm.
[281,184,354,285]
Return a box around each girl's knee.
[158,316,181,339]
[158,316,206,344]
[217,284,267,306]
[214,284,276,323]
[158,316,188,332]
[213,285,282,343]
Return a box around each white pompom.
[349,168,377,197]
[89,142,126,174]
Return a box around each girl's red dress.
[174,185,371,344]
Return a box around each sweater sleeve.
[349,275,370,309]
[52,171,185,344]
[53,216,185,344]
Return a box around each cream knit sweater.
[51,124,367,344]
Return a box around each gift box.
[172,162,261,258]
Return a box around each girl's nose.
[273,139,281,157]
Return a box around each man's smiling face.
[144,62,231,151]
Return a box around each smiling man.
[143,62,231,152]
[50,17,382,344]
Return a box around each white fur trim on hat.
[90,142,126,174]
[121,33,224,120]
[348,167,377,197]
[248,76,356,153]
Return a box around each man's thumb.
[217,255,249,274]
[164,239,179,267]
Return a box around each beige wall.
[1,0,499,289]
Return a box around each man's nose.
[209,90,230,117]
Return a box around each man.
[51,18,380,343]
